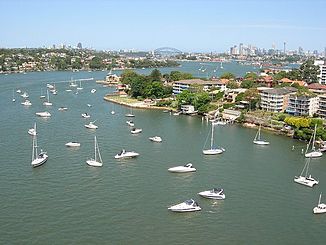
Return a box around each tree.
[194,92,211,113]
[130,76,147,98]
[220,72,236,80]
[121,70,139,84]
[149,69,162,82]
[89,56,103,69]
[299,59,319,84]
[226,81,239,89]
[170,71,193,81]
[241,80,254,89]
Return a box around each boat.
[305,125,323,158]
[16,89,22,94]
[87,104,92,107]
[65,142,80,147]
[173,111,181,116]
[40,88,46,99]
[131,128,142,134]
[111,110,115,115]
[126,120,135,127]
[58,107,68,111]
[220,62,224,69]
[294,159,319,187]
[168,199,201,212]
[125,108,135,117]
[202,123,225,155]
[21,100,32,106]
[149,136,162,143]
[47,83,54,89]
[253,124,270,145]
[82,113,91,118]
[168,163,196,173]
[12,89,16,102]
[31,126,48,167]
[91,89,96,93]
[114,149,139,159]
[212,118,227,126]
[198,188,225,200]
[35,111,51,117]
[21,92,29,98]
[313,193,326,214]
[77,81,83,90]
[28,123,37,136]
[69,80,77,87]
[86,136,103,167]
[65,89,72,92]
[43,90,53,106]
[85,121,98,129]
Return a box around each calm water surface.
[0,67,325,244]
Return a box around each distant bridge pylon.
[153,47,183,57]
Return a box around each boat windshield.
[184,163,192,168]
[185,199,194,205]
[213,188,222,193]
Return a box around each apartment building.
[286,94,319,117]
[260,87,297,112]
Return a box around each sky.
[1,0,326,53]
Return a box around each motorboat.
[253,124,270,145]
[168,199,201,212]
[305,125,323,158]
[85,121,98,129]
[21,92,29,98]
[31,126,48,167]
[35,111,51,117]
[111,111,115,115]
[58,107,68,111]
[21,100,32,106]
[82,113,91,118]
[65,142,81,147]
[313,193,326,214]
[198,188,225,200]
[91,89,96,93]
[16,89,22,94]
[114,149,139,159]
[86,136,103,167]
[47,83,54,89]
[131,128,142,134]
[126,120,135,127]
[294,159,318,187]
[28,123,37,136]
[87,104,92,107]
[125,113,135,117]
[173,111,181,116]
[149,136,162,143]
[168,163,196,173]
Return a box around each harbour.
[1,68,326,244]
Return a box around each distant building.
[286,94,319,117]
[260,87,297,112]
[314,60,326,85]
[279,78,307,87]
[307,83,326,94]
[172,79,227,95]
[318,94,326,118]
[77,42,82,49]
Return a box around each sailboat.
[220,62,224,69]
[253,124,270,145]
[40,88,46,99]
[12,89,16,102]
[31,124,48,167]
[125,107,135,117]
[86,136,103,167]
[305,124,322,158]
[77,80,83,90]
[294,159,319,187]
[202,123,225,155]
[313,193,326,214]
[43,90,53,106]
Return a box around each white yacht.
[313,193,326,214]
[28,123,37,136]
[21,92,29,98]
[149,136,162,143]
[305,125,323,158]
[77,81,83,90]
[198,188,225,200]
[21,100,32,106]
[203,123,225,155]
[85,121,98,129]
[58,107,68,111]
[294,159,318,187]
[35,111,51,117]
[114,149,139,159]
[168,199,201,212]
[16,89,22,94]
[43,90,53,106]
[168,163,196,173]
[131,128,142,134]
[91,89,96,93]
[31,130,48,167]
[65,142,81,147]
[82,113,91,118]
[47,83,54,89]
[253,124,270,145]
[86,136,103,167]
[126,120,135,127]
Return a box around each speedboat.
[28,127,37,136]
[313,193,326,214]
[125,113,135,117]
[58,107,68,111]
[168,163,196,173]
[126,120,135,127]
[168,199,201,212]
[131,128,142,134]
[198,188,225,200]
[114,149,139,159]
[35,111,51,117]
[21,100,32,106]
[149,136,162,143]
[305,151,322,158]
[91,89,96,93]
[65,142,81,147]
[294,175,319,187]
[21,92,29,98]
[82,113,91,118]
[85,121,98,129]
[43,101,53,106]
[16,89,22,93]
[47,84,54,89]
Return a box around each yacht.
[65,142,81,147]
[31,127,48,167]
[168,199,201,212]
[253,124,270,145]
[86,136,103,167]
[114,149,139,159]
[16,89,22,94]
[305,125,323,158]
[82,113,91,118]
[149,136,162,143]
[198,188,225,200]
[21,92,29,98]
[168,163,196,173]
[294,159,318,187]
[35,111,51,117]
[126,120,135,127]
[85,121,98,129]
[131,128,142,134]
[28,123,37,136]
[58,107,68,111]
[43,90,53,106]
[47,83,54,89]
[313,193,326,214]
[21,100,32,106]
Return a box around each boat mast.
[318,193,322,205]
[210,123,214,149]
[312,124,317,151]
[94,136,97,162]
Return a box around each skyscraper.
[77,42,82,49]
[283,42,286,54]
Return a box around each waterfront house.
[278,78,307,87]
[260,87,297,113]
[172,79,227,95]
[308,83,326,94]
[222,109,241,121]
[317,94,326,118]
[224,88,247,103]
[314,60,326,85]
[180,105,197,115]
[286,94,319,117]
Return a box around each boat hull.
[253,140,270,145]
[202,149,224,155]
[31,154,48,167]
[294,176,319,187]
[114,152,139,159]
[168,166,196,173]
[198,191,225,200]
[65,142,81,147]
[305,151,323,158]
[86,160,103,167]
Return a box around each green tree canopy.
[299,59,319,84]
[220,72,236,80]
[149,69,162,82]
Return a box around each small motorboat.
[28,123,37,136]
[65,142,81,147]
[168,199,201,212]
[168,163,196,173]
[58,107,68,111]
[87,104,92,107]
[111,111,115,115]
[91,89,96,93]
[35,111,51,117]
[198,188,225,200]
[131,128,142,134]
[313,193,326,214]
[114,149,139,159]
[126,120,135,127]
[85,121,98,129]
[21,92,29,98]
[125,113,135,117]
[21,100,32,106]
[82,113,91,118]
[149,136,162,143]
[16,89,22,94]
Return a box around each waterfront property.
[286,94,319,117]
[314,60,326,85]
[172,79,226,95]
[260,87,297,113]
[318,94,326,118]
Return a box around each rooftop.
[261,87,297,95]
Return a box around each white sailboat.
[40,88,46,99]
[125,108,135,117]
[305,124,322,158]
[77,80,83,90]
[12,89,16,102]
[31,125,48,167]
[86,136,103,167]
[253,124,270,145]
[202,123,225,155]
[313,193,326,214]
[220,62,224,69]
[294,159,319,187]
[43,90,53,106]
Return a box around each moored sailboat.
[305,124,322,158]
[31,126,48,167]
[294,159,319,187]
[202,123,225,155]
[86,136,103,167]
[253,124,270,145]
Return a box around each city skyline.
[1,0,326,52]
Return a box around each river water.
[0,64,325,244]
